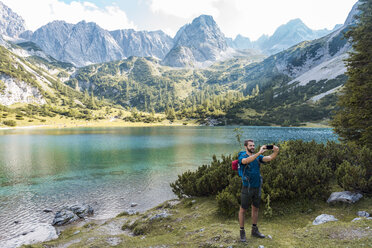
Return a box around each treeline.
[226,75,347,126]
[68,58,253,123]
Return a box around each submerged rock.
[327,191,363,204]
[313,214,338,225]
[52,204,94,226]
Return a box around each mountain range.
[226,19,341,55]
[0,0,362,126]
[0,0,341,68]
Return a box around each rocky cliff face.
[27,21,123,67]
[162,15,227,67]
[0,74,46,106]
[226,34,255,50]
[25,21,174,67]
[0,1,26,37]
[110,29,173,59]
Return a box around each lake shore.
[0,119,198,130]
[0,119,332,130]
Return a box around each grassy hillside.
[0,45,168,128]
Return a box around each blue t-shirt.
[238,151,265,188]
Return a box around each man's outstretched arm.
[262,146,279,162]
[241,146,266,164]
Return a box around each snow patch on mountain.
[310,85,342,102]
[288,53,348,86]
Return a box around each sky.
[1,0,358,41]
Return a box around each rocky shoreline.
[1,191,370,247]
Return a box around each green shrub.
[215,176,241,216]
[335,144,372,193]
[3,120,16,126]
[170,154,235,198]
[260,140,333,202]
[171,140,371,216]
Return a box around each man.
[238,139,279,242]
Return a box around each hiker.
[238,139,279,242]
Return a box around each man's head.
[244,139,255,153]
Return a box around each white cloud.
[150,0,220,19]
[231,0,358,39]
[148,0,357,40]
[1,0,358,40]
[1,0,136,31]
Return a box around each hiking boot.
[251,225,265,238]
[240,229,247,242]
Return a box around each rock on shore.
[52,204,94,226]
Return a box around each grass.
[24,196,371,248]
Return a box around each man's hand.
[258,146,267,154]
[262,145,279,162]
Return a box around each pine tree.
[89,91,97,109]
[331,0,372,148]
[167,107,176,121]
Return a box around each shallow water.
[0,126,337,241]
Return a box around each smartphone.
[266,145,273,150]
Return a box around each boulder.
[52,204,94,226]
[313,214,338,225]
[326,191,363,204]
[69,204,94,218]
[357,211,370,217]
[120,209,138,215]
[352,217,362,222]
[2,223,57,248]
[52,209,79,226]
[149,211,171,221]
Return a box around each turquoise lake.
[0,126,338,241]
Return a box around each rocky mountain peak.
[0,1,26,37]
[163,14,227,67]
[174,15,226,48]
[344,1,361,26]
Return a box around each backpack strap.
[239,153,250,185]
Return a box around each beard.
[248,148,255,153]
